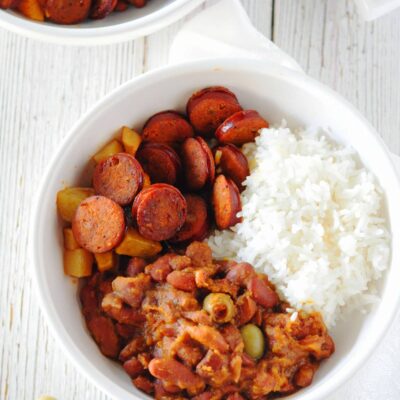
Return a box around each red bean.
[247,276,279,309]
[167,270,196,291]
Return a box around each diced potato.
[18,0,44,21]
[63,228,79,250]
[121,126,142,156]
[143,172,151,188]
[214,149,222,165]
[94,251,117,272]
[115,227,162,258]
[93,139,123,163]
[64,249,93,278]
[56,187,95,222]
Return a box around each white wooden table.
[1,1,400,399]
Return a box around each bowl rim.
[0,0,205,45]
[31,57,400,400]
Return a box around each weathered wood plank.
[274,0,400,153]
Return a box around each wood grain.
[0,1,400,399]
[274,0,400,154]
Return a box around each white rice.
[207,124,390,327]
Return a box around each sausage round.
[215,110,269,145]
[212,175,242,230]
[171,194,209,243]
[181,137,215,191]
[132,184,187,241]
[136,142,181,185]
[216,144,249,190]
[90,0,117,19]
[0,0,19,8]
[72,195,125,253]
[142,110,194,144]
[128,0,146,6]
[197,136,215,184]
[93,152,144,206]
[43,0,92,24]
[187,86,242,137]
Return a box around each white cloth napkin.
[170,2,400,398]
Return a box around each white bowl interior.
[33,60,400,400]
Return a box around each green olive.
[240,323,265,360]
[203,293,235,323]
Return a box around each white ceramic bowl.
[0,0,204,45]
[32,58,400,400]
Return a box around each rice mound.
[207,124,390,327]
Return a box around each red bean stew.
[0,0,151,25]
[56,86,335,399]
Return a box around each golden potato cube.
[121,126,142,156]
[93,139,123,163]
[214,149,222,165]
[64,249,93,278]
[56,187,94,222]
[94,251,117,272]
[18,0,44,21]
[143,173,151,188]
[115,227,162,258]
[63,228,80,250]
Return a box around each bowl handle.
[169,0,303,73]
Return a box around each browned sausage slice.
[43,0,91,24]
[171,194,209,243]
[197,137,215,184]
[216,144,249,190]
[136,142,181,185]
[187,86,242,137]
[142,110,194,144]
[72,195,125,253]
[212,175,242,230]
[132,184,187,241]
[0,0,19,8]
[128,0,146,6]
[93,152,143,206]
[90,0,116,19]
[181,137,215,191]
[215,110,269,145]
[114,0,127,11]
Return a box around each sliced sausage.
[72,195,125,253]
[90,0,116,19]
[0,0,19,9]
[181,137,215,191]
[212,175,242,230]
[197,136,215,184]
[128,0,146,6]
[132,184,187,241]
[114,0,127,11]
[43,0,92,24]
[187,86,242,137]
[216,144,249,190]
[93,152,144,206]
[171,194,209,243]
[215,110,269,145]
[136,142,181,185]
[142,110,194,144]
